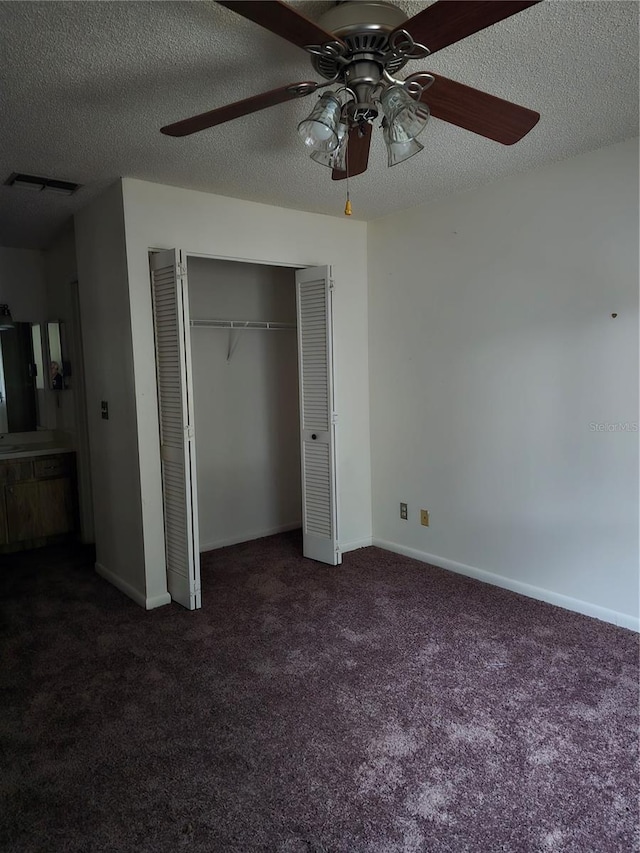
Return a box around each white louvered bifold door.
[150,249,201,609]
[295,266,341,565]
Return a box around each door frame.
[149,249,340,605]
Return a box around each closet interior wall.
[187,257,301,552]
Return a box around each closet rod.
[190,319,296,330]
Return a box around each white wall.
[0,247,46,324]
[119,178,371,606]
[368,137,639,628]
[74,182,153,606]
[188,257,301,550]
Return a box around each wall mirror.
[47,321,68,391]
[0,322,44,432]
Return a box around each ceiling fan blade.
[218,1,345,51]
[332,124,372,181]
[396,1,542,55]
[421,74,540,144]
[161,81,319,137]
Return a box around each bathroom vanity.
[0,446,77,552]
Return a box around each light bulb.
[312,123,334,141]
[297,93,342,153]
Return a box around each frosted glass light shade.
[383,121,424,166]
[310,122,348,169]
[381,85,430,141]
[332,128,348,173]
[298,94,342,153]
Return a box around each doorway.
[187,256,302,552]
[150,250,341,610]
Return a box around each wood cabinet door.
[37,478,74,537]
[5,482,39,542]
[5,478,74,542]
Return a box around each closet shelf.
[190,319,296,330]
[190,319,296,362]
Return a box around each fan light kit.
[161,0,542,215]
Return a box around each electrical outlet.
[400,502,408,520]
[420,509,430,527]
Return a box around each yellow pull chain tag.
[344,199,352,216]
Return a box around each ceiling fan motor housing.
[312,1,410,80]
[311,2,411,124]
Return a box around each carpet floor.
[1,532,638,852]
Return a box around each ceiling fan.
[161,0,541,187]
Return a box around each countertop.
[0,444,75,461]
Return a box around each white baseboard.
[372,539,639,632]
[145,591,172,610]
[340,537,373,553]
[200,521,301,553]
[95,562,171,610]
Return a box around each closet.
[187,256,302,552]
[150,250,340,610]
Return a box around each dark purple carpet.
[1,532,638,852]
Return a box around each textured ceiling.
[0,1,637,249]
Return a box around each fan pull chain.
[344,128,352,216]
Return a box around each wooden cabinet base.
[0,453,78,553]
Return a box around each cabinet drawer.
[0,460,33,484]
[33,455,71,479]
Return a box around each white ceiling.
[0,1,637,249]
